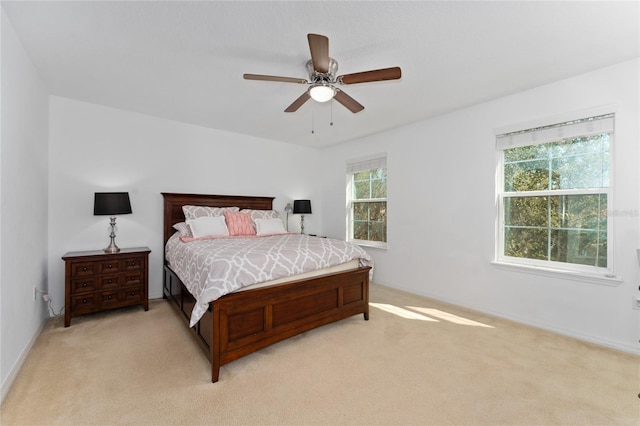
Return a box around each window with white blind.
[346,155,387,248]
[495,113,614,277]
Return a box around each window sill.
[350,240,387,250]
[491,261,622,286]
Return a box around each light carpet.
[2,284,639,425]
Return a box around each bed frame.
[162,193,371,382]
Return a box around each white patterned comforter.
[165,233,373,326]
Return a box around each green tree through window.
[352,169,387,242]
[501,133,610,269]
[347,156,387,247]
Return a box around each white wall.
[320,59,640,354]
[0,9,50,399]
[47,97,323,308]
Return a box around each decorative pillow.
[223,211,256,236]
[186,216,229,238]
[254,218,287,236]
[182,205,240,220]
[240,209,281,221]
[173,222,193,238]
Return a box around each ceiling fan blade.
[333,89,364,113]
[243,74,307,84]
[284,91,311,113]
[307,33,329,73]
[338,67,402,85]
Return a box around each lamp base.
[104,237,120,253]
[104,217,120,253]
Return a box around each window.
[347,155,387,248]
[496,114,613,276]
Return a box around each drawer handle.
[130,277,135,281]
[82,267,87,272]
[131,262,136,266]
[107,264,113,269]
[82,282,88,287]
[107,279,112,284]
[82,299,87,304]
[130,291,136,295]
[108,295,113,300]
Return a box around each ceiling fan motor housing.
[306,58,338,83]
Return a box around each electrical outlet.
[632,296,640,311]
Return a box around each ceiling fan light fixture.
[309,83,335,102]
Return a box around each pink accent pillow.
[223,211,256,236]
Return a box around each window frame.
[346,155,387,249]
[494,113,617,281]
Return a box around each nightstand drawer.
[99,290,122,309]
[98,260,120,274]
[99,275,120,290]
[99,288,143,308]
[71,262,95,278]
[123,287,143,304]
[71,278,98,293]
[71,293,98,314]
[123,272,143,286]
[123,257,144,272]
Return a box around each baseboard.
[0,318,48,403]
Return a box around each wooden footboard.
[164,264,370,382]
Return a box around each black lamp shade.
[293,199,312,215]
[94,192,132,216]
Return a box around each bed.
[162,192,372,382]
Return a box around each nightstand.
[62,247,151,327]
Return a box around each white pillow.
[254,218,287,236]
[186,216,229,238]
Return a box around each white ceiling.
[3,1,639,148]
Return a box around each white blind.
[496,114,614,150]
[346,155,387,174]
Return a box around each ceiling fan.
[243,34,402,113]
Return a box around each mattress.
[234,258,361,292]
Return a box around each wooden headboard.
[161,193,275,247]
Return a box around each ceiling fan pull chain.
[311,109,315,134]
[330,100,334,126]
